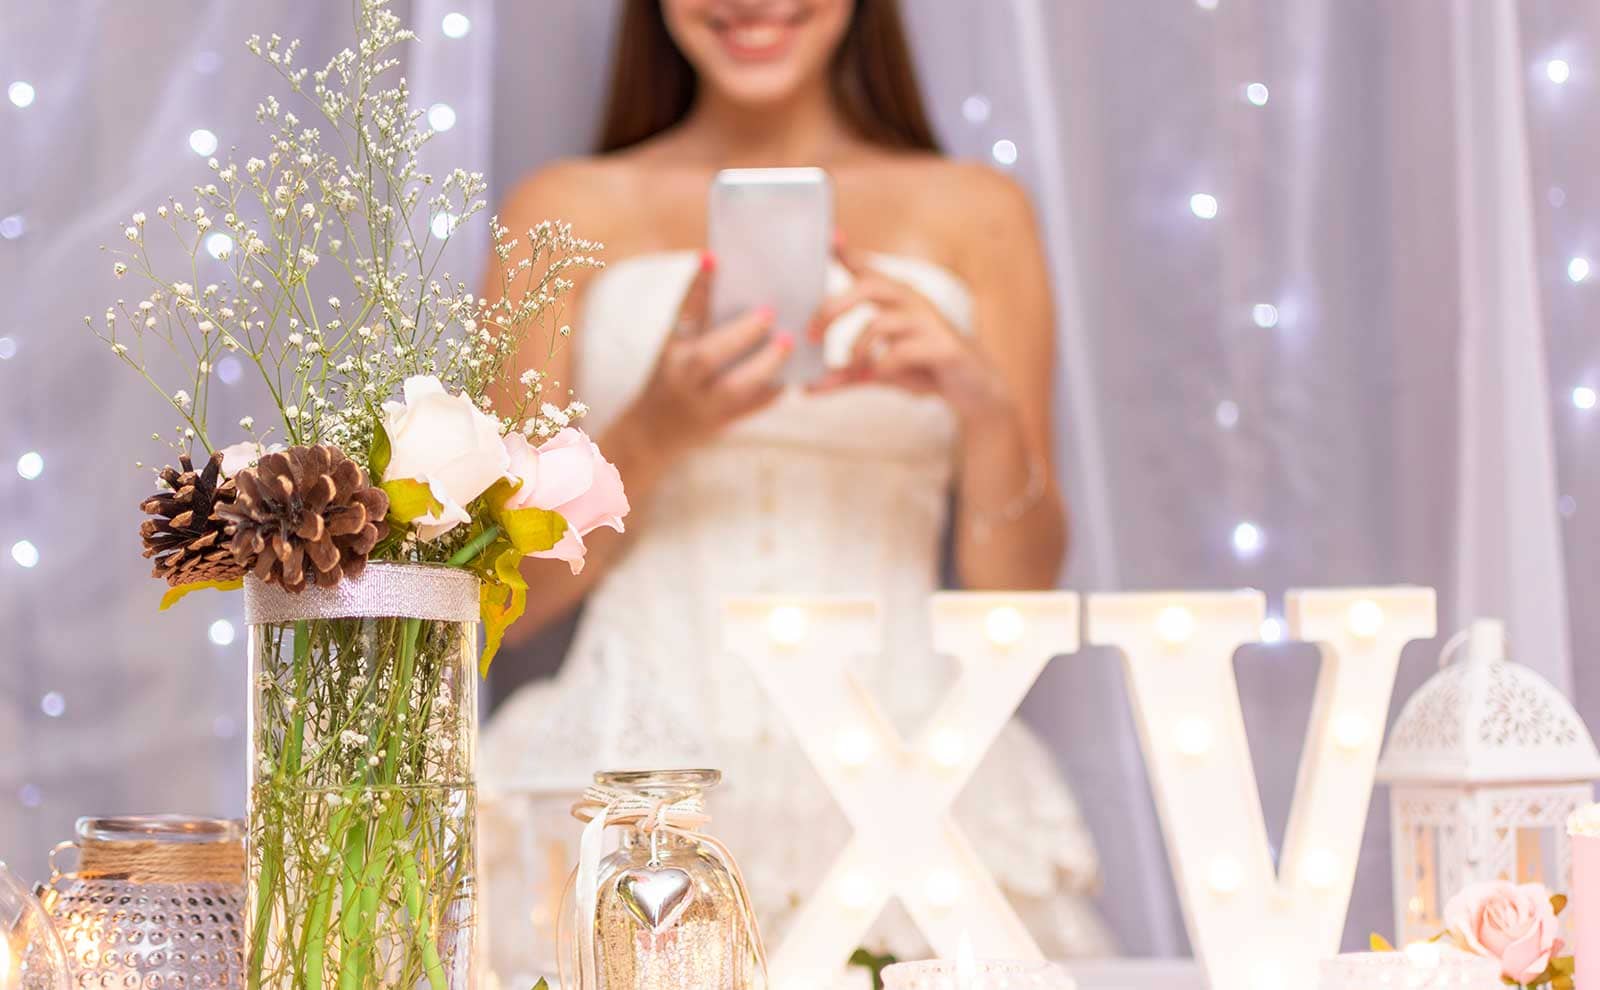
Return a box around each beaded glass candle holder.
[1317,950,1503,989]
[880,959,1077,990]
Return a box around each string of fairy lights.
[1,2,1594,810]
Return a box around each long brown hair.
[597,0,940,153]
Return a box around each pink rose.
[502,429,629,574]
[1444,881,1564,984]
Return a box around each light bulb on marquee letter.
[767,605,808,646]
[1157,606,1196,645]
[983,605,1025,647]
[1302,849,1339,890]
[838,871,875,912]
[1173,716,1214,758]
[1346,599,1384,639]
[927,728,966,770]
[834,727,874,769]
[924,869,962,910]
[1332,712,1369,751]
[1207,857,1243,896]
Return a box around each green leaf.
[159,577,243,611]
[478,543,529,676]
[369,418,392,480]
[382,478,443,525]
[848,948,899,990]
[498,506,568,555]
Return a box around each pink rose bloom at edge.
[1443,880,1564,985]
[502,429,629,574]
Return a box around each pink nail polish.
[774,331,795,352]
[699,250,717,273]
[755,305,775,322]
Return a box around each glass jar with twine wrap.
[243,562,480,990]
[38,816,246,987]
[561,770,767,990]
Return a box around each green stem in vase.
[447,524,501,567]
[249,622,311,988]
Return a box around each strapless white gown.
[482,251,1114,958]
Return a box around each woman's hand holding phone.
[632,252,795,451]
[807,245,1013,426]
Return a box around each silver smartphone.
[707,167,833,386]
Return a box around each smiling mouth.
[710,11,806,61]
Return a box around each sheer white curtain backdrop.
[1,0,1595,959]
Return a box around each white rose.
[217,440,282,478]
[381,375,509,540]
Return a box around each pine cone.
[140,451,243,587]
[218,445,390,592]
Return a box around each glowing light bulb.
[205,232,234,260]
[833,727,874,769]
[1332,711,1369,751]
[962,95,991,124]
[991,139,1018,166]
[1190,193,1219,219]
[984,605,1025,646]
[1252,302,1280,328]
[1215,399,1240,430]
[1157,606,1196,645]
[427,102,457,132]
[441,12,472,38]
[1259,616,1285,643]
[1302,848,1338,890]
[1547,59,1572,84]
[1207,857,1243,895]
[1574,386,1597,410]
[1347,599,1384,638]
[1232,521,1263,558]
[1245,82,1270,106]
[209,618,237,647]
[927,727,966,770]
[8,81,35,108]
[16,451,42,480]
[1173,716,1214,758]
[924,869,962,909]
[0,337,15,360]
[1405,940,1442,968]
[837,871,875,911]
[431,212,459,239]
[1569,257,1591,283]
[11,539,38,569]
[189,128,219,156]
[767,606,808,646]
[0,214,25,240]
[1195,0,1219,9]
[40,691,64,718]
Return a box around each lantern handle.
[1438,624,1509,669]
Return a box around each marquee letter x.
[724,593,1076,990]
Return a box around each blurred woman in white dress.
[481,0,1114,962]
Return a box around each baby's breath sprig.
[89,0,601,478]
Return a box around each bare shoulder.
[926,159,1040,241]
[495,156,645,246]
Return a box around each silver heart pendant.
[617,866,696,935]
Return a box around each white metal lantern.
[1377,619,1600,945]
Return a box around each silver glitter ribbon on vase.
[243,561,481,624]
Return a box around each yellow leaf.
[1551,893,1568,916]
[382,478,443,524]
[478,545,528,677]
[159,577,243,611]
[498,505,568,555]
[369,420,393,480]
[1370,933,1396,953]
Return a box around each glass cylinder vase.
[245,562,480,990]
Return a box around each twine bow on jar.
[561,782,769,990]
